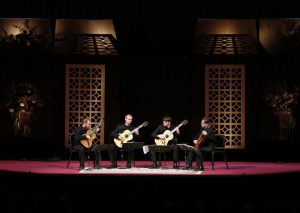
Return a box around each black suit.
[150,124,180,164]
[107,124,139,166]
[73,126,101,169]
[186,126,216,170]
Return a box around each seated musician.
[107,114,140,168]
[185,117,216,171]
[73,117,101,171]
[150,116,180,169]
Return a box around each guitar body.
[81,129,97,148]
[113,121,148,148]
[154,120,188,146]
[194,134,205,151]
[194,124,211,151]
[114,130,133,148]
[154,130,174,145]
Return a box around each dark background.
[1,0,300,162]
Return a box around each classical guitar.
[114,121,148,148]
[154,120,188,145]
[194,124,211,151]
[81,119,103,148]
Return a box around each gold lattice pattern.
[55,34,118,55]
[194,34,258,55]
[205,65,245,149]
[65,64,105,147]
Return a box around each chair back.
[215,134,226,149]
[69,133,75,150]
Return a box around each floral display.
[263,79,299,113]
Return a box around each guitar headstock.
[141,121,149,127]
[181,120,188,126]
[97,119,104,126]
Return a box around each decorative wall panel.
[65,64,105,147]
[205,65,245,149]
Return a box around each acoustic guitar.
[114,121,148,148]
[154,120,188,145]
[80,119,103,148]
[194,124,211,151]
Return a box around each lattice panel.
[55,34,118,55]
[194,34,258,55]
[65,64,105,147]
[205,65,245,149]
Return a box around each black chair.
[114,142,144,167]
[209,134,229,170]
[201,134,229,170]
[66,133,90,168]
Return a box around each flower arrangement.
[0,20,42,50]
[262,79,299,113]
[7,81,43,112]
[5,81,43,136]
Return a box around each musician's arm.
[151,125,161,138]
[133,128,141,141]
[110,125,122,138]
[135,129,139,135]
[74,128,87,141]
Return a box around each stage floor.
[1,160,300,212]
[1,160,300,176]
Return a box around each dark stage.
[1,160,300,212]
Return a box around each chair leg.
[211,152,215,170]
[99,152,102,167]
[223,150,229,169]
[67,152,72,168]
[132,150,135,167]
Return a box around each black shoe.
[126,162,131,168]
[150,162,158,168]
[173,162,179,169]
[107,163,117,169]
[94,165,100,169]
[185,165,192,170]
[79,165,85,171]
[194,167,204,171]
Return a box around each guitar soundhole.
[166,135,169,138]
[125,134,128,138]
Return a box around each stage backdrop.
[205,64,245,149]
[65,64,105,147]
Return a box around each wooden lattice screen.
[65,64,105,147]
[205,65,245,149]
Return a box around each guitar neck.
[170,123,183,134]
[131,125,142,134]
[90,120,103,135]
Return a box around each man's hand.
[118,134,124,140]
[157,134,165,139]
[193,140,198,144]
[202,130,207,135]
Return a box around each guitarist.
[150,116,180,169]
[107,114,140,169]
[73,117,101,171]
[185,117,216,171]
